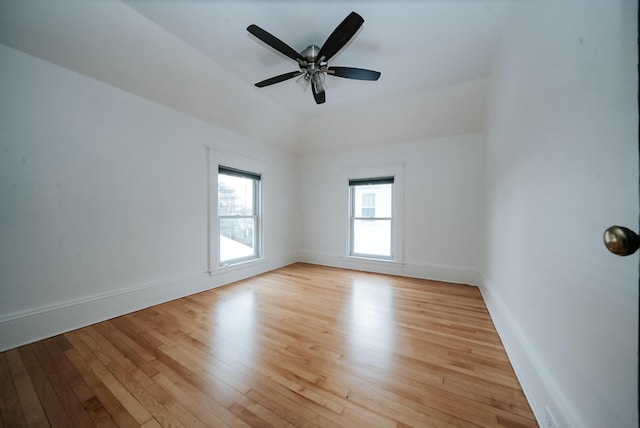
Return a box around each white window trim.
[208,150,265,272]
[342,164,404,264]
[349,181,394,260]
[218,171,261,267]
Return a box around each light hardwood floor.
[0,263,537,427]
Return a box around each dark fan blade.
[255,71,303,88]
[327,66,381,81]
[317,12,364,62]
[247,24,304,62]
[312,88,326,104]
[311,73,326,104]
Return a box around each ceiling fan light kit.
[247,11,381,105]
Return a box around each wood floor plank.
[4,349,49,428]
[90,323,207,428]
[151,368,238,427]
[140,418,163,428]
[18,345,71,428]
[0,352,28,428]
[30,340,95,427]
[84,352,152,425]
[92,323,159,378]
[244,380,342,428]
[63,337,139,428]
[0,263,538,427]
[236,395,298,428]
[228,402,277,428]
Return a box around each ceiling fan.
[247,11,381,105]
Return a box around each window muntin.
[349,177,394,259]
[218,166,261,266]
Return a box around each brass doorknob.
[603,226,640,256]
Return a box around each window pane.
[361,207,375,217]
[353,184,391,218]
[352,219,391,257]
[220,217,255,262]
[218,174,254,216]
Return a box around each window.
[349,177,394,259]
[218,166,261,266]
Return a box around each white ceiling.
[0,0,513,152]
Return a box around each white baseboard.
[0,272,210,352]
[478,275,583,428]
[0,251,298,352]
[297,250,481,286]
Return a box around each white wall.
[297,79,488,155]
[298,133,483,285]
[0,44,298,351]
[482,1,638,427]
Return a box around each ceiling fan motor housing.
[302,45,321,63]
[300,45,327,79]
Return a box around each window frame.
[348,176,395,260]
[217,165,262,267]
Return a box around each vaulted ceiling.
[0,0,512,153]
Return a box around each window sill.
[340,256,405,268]
[210,257,265,275]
